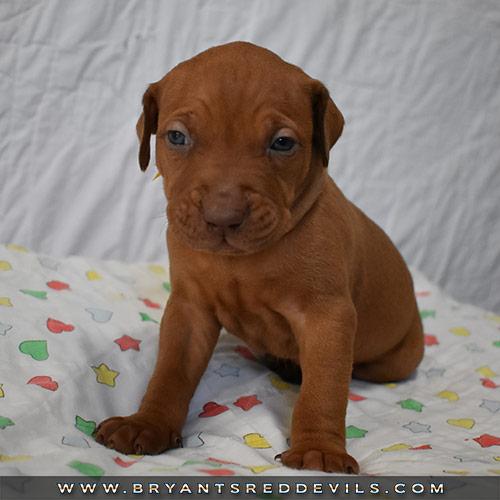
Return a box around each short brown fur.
[96,42,424,474]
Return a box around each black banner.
[0,476,498,500]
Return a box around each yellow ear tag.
[152,170,162,181]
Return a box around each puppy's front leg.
[96,296,220,455]
[280,298,360,474]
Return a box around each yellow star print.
[92,363,119,387]
[243,465,280,474]
[0,454,31,462]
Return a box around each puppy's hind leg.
[352,309,424,383]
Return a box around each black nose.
[203,207,247,231]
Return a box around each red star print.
[114,335,141,352]
[233,395,262,411]
[424,334,439,346]
[473,434,500,447]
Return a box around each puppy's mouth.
[208,235,249,255]
[167,191,289,255]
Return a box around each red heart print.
[198,469,235,476]
[47,318,75,333]
[235,345,257,361]
[114,457,137,467]
[481,378,500,389]
[47,280,70,290]
[28,376,59,391]
[349,393,366,402]
[199,402,229,418]
[140,298,161,309]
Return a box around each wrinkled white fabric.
[0,2,499,311]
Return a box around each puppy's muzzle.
[202,190,249,236]
[167,182,287,254]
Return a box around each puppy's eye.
[167,130,188,146]
[270,136,296,152]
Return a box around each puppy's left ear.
[310,80,344,167]
[137,84,159,172]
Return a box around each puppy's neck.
[288,165,327,230]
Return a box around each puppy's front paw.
[277,447,359,474]
[95,413,182,455]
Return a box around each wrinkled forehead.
[154,46,313,131]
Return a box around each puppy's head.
[137,42,343,255]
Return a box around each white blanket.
[1,243,499,477]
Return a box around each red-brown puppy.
[96,42,424,473]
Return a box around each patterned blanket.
[0,243,499,477]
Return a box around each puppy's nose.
[203,207,247,231]
[201,186,249,232]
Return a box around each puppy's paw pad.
[280,448,359,474]
[95,414,179,455]
[324,452,359,474]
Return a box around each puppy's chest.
[211,285,300,361]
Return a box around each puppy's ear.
[310,80,344,167]
[137,85,159,171]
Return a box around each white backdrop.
[1,0,499,313]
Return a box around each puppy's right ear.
[137,85,158,171]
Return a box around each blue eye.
[167,130,187,145]
[271,136,295,152]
